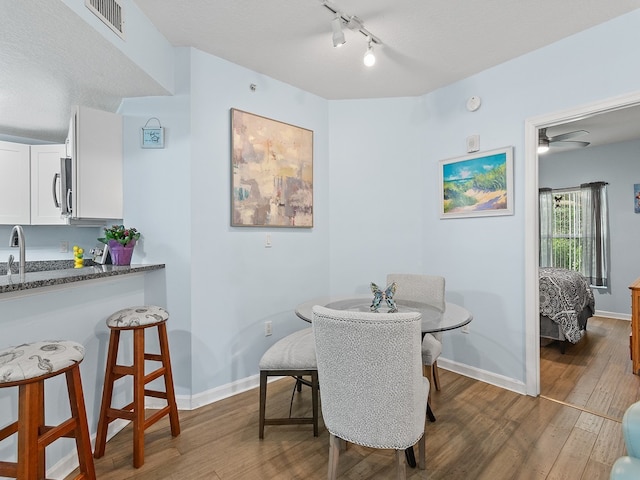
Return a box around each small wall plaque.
[141,117,164,148]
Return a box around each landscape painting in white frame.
[439,146,514,219]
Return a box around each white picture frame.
[439,146,514,219]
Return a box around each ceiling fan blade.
[550,140,590,148]
[548,130,589,142]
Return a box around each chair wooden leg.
[395,449,407,480]
[66,366,96,480]
[328,434,342,480]
[133,328,146,468]
[432,361,441,391]
[94,329,120,459]
[417,434,426,470]
[157,323,180,437]
[259,371,268,439]
[423,364,433,404]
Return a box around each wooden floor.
[67,317,639,479]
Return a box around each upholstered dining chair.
[611,401,640,479]
[387,273,446,392]
[312,305,429,479]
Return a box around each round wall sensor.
[466,96,481,112]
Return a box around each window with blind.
[539,182,609,288]
[551,190,582,271]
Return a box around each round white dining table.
[295,294,473,468]
[295,294,473,333]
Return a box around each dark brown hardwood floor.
[66,316,638,479]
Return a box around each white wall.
[540,139,640,317]
[328,97,427,294]
[5,1,640,415]
[418,9,640,387]
[121,48,331,401]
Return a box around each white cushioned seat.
[106,305,169,328]
[259,327,319,438]
[0,340,85,383]
[421,333,442,365]
[259,327,317,370]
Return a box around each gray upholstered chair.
[258,327,319,438]
[312,305,429,479]
[387,273,445,392]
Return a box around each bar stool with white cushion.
[0,340,95,480]
[94,305,180,468]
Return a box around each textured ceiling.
[134,0,640,100]
[0,1,168,142]
[1,0,640,144]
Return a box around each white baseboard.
[595,309,630,321]
[437,358,528,396]
[146,373,264,411]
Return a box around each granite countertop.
[0,260,165,294]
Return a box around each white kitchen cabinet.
[63,105,123,223]
[0,140,30,225]
[30,144,66,225]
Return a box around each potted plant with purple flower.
[98,225,141,266]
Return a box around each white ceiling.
[2,0,640,144]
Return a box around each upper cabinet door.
[72,105,123,220]
[30,144,66,225]
[0,140,30,225]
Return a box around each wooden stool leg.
[133,328,146,468]
[94,329,120,459]
[17,381,42,480]
[66,366,96,480]
[157,323,180,436]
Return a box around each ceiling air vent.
[85,0,125,40]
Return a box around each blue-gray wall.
[3,4,640,409]
[540,139,640,317]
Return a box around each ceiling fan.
[538,128,590,154]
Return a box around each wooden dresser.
[630,278,640,374]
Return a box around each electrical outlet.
[461,324,470,334]
[265,233,272,248]
[59,241,69,253]
[265,321,272,336]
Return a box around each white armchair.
[312,305,429,479]
[387,273,446,392]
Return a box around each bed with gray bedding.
[539,267,595,353]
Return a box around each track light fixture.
[331,14,345,47]
[322,1,382,64]
[363,38,375,67]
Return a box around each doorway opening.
[524,91,640,397]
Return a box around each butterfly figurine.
[370,282,398,313]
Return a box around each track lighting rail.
[321,0,382,45]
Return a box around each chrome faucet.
[9,225,25,276]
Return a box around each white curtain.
[580,182,609,287]
[539,188,554,267]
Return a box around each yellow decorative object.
[73,245,84,269]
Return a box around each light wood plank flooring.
[66,316,637,479]
[540,315,640,420]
